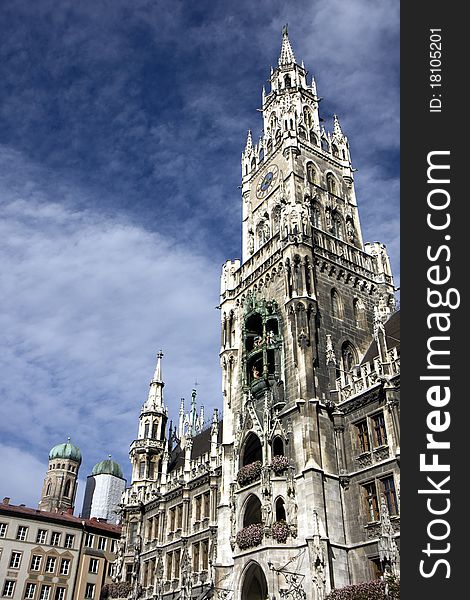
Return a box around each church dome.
[49,439,82,464]
[92,458,124,479]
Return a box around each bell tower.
[216,26,395,599]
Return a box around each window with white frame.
[50,532,61,547]
[2,581,15,598]
[97,537,106,551]
[9,552,22,569]
[60,559,70,576]
[45,557,56,574]
[36,529,48,544]
[88,558,99,574]
[39,586,51,600]
[64,534,74,549]
[0,523,7,538]
[84,533,94,548]
[54,588,65,600]
[24,583,36,600]
[30,555,42,571]
[17,525,28,541]
[84,584,95,599]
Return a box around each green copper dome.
[49,439,82,464]
[92,458,124,479]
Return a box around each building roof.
[169,421,223,473]
[49,439,82,464]
[361,310,401,365]
[92,458,124,479]
[0,501,121,535]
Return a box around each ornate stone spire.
[144,350,165,410]
[244,129,253,155]
[333,114,344,138]
[279,24,296,66]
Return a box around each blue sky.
[0,0,399,510]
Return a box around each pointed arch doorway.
[240,562,268,600]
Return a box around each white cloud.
[0,155,222,499]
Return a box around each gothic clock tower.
[215,26,395,599]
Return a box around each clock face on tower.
[256,164,279,199]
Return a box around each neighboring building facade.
[0,500,120,600]
[115,27,400,600]
[82,459,126,524]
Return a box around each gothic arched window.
[332,212,343,240]
[241,433,263,467]
[332,143,340,158]
[311,202,321,228]
[321,137,329,152]
[306,162,316,184]
[272,436,285,457]
[341,341,358,373]
[326,173,337,195]
[64,479,71,498]
[331,288,342,318]
[298,126,307,139]
[275,497,287,522]
[46,481,52,496]
[303,106,313,130]
[243,494,262,527]
[310,131,318,146]
[284,74,292,88]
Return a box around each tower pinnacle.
[279,24,296,66]
[144,351,166,411]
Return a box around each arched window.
[139,461,146,478]
[242,433,263,467]
[273,436,285,457]
[275,129,281,145]
[298,126,307,139]
[321,137,329,152]
[251,158,256,171]
[64,479,71,498]
[267,138,272,154]
[303,107,313,130]
[284,74,292,88]
[275,497,287,522]
[311,202,321,228]
[310,131,318,145]
[241,562,268,600]
[143,422,150,438]
[332,212,343,240]
[243,495,262,527]
[342,341,358,373]
[332,144,340,158]
[331,289,342,318]
[326,173,337,195]
[46,481,52,496]
[306,162,316,184]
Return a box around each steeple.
[129,353,168,487]
[144,350,165,411]
[279,24,296,66]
